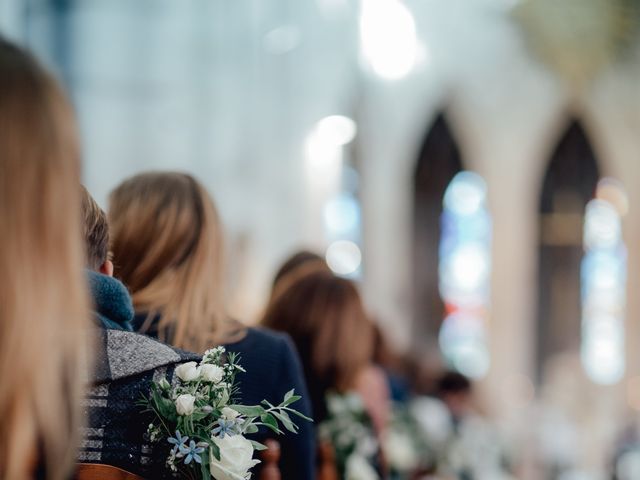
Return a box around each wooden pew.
[317,441,339,480]
[76,464,143,480]
[258,439,281,480]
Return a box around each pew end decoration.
[318,393,380,480]
[141,346,311,480]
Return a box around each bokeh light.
[359,0,419,80]
[315,115,357,146]
[323,193,361,238]
[581,180,627,385]
[438,171,492,379]
[326,240,362,275]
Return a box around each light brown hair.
[262,269,374,391]
[80,185,110,270]
[0,39,89,479]
[109,172,226,352]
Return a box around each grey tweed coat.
[79,329,199,478]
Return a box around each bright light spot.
[581,320,624,385]
[438,171,491,379]
[443,172,487,216]
[439,313,490,379]
[359,0,419,80]
[326,240,362,275]
[304,132,343,178]
[452,345,490,379]
[597,177,629,216]
[441,243,490,295]
[323,194,361,237]
[581,181,626,385]
[263,26,301,55]
[315,115,357,146]
[584,200,621,250]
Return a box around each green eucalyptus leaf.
[229,405,265,417]
[272,410,297,433]
[260,413,281,434]
[250,440,268,451]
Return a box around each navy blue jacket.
[133,315,316,479]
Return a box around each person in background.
[436,371,473,431]
[0,37,91,480]
[271,249,329,292]
[262,268,390,440]
[80,185,133,331]
[108,172,315,479]
[372,322,411,404]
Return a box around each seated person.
[79,187,200,477]
[80,185,132,331]
[262,269,390,477]
[108,173,316,479]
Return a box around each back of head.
[437,371,472,396]
[262,269,374,391]
[109,172,225,352]
[0,38,89,479]
[271,250,328,290]
[80,185,110,270]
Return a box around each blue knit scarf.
[87,270,134,331]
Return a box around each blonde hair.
[109,172,226,352]
[0,39,89,479]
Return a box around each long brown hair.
[0,39,89,479]
[262,269,374,391]
[109,172,227,352]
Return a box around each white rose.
[199,364,225,383]
[221,407,240,420]
[210,434,260,480]
[175,394,196,416]
[175,362,199,382]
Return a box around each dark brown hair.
[80,185,109,270]
[271,250,327,289]
[262,269,373,391]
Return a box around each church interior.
[2,0,640,478]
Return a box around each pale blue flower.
[212,418,239,438]
[168,430,188,455]
[178,440,206,465]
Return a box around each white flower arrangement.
[383,403,434,479]
[142,346,311,480]
[318,393,380,480]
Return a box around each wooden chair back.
[76,463,144,480]
[258,438,281,480]
[317,441,339,480]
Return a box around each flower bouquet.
[142,346,311,480]
[318,393,380,480]
[383,403,434,480]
